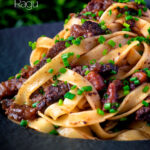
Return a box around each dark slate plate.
[1,3,150,149]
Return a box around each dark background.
[0,0,88,29]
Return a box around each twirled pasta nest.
[1,0,150,141]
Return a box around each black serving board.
[1,1,150,149]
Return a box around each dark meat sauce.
[71,21,109,38]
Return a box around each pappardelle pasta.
[1,0,150,141]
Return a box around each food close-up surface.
[1,0,150,148]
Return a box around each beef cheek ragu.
[70,21,108,38]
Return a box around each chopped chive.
[84,70,90,76]
[32,101,40,108]
[67,36,74,41]
[99,62,104,65]
[108,40,116,48]
[123,80,129,85]
[148,28,150,35]
[98,10,104,17]
[20,120,28,127]
[65,42,71,47]
[122,28,131,32]
[64,92,75,100]
[111,70,117,74]
[143,86,149,93]
[138,9,142,17]
[77,89,84,95]
[102,49,108,56]
[81,86,92,92]
[82,65,88,70]
[143,7,148,12]
[123,85,130,91]
[134,80,140,85]
[119,43,122,47]
[117,13,122,18]
[120,117,127,121]
[109,109,117,113]
[104,93,109,99]
[76,54,80,58]
[33,60,40,65]
[109,10,112,16]
[90,59,96,65]
[42,53,46,58]
[134,17,139,21]
[98,35,106,44]
[97,108,104,115]
[24,65,28,70]
[16,74,21,79]
[71,85,77,90]
[130,77,137,82]
[125,15,133,21]
[108,59,115,64]
[58,99,63,106]
[146,70,150,77]
[123,23,130,28]
[48,68,54,74]
[28,41,36,50]
[59,68,67,74]
[8,76,15,80]
[64,81,67,85]
[46,58,51,63]
[124,90,130,96]
[81,18,86,24]
[124,34,129,38]
[104,103,111,110]
[142,100,149,107]
[49,129,58,135]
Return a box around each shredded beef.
[72,63,118,77]
[85,71,105,91]
[0,78,25,101]
[46,41,66,59]
[136,106,150,123]
[102,80,123,110]
[79,0,113,19]
[126,19,136,28]
[44,82,70,106]
[5,103,37,121]
[71,21,108,38]
[130,71,148,90]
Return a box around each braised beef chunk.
[102,80,123,110]
[99,63,118,76]
[72,66,85,76]
[0,78,25,101]
[46,41,66,59]
[130,71,148,90]
[136,106,150,123]
[1,99,13,110]
[5,103,37,121]
[71,21,108,38]
[80,0,113,18]
[44,82,70,105]
[126,19,136,28]
[72,63,118,77]
[85,71,105,91]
